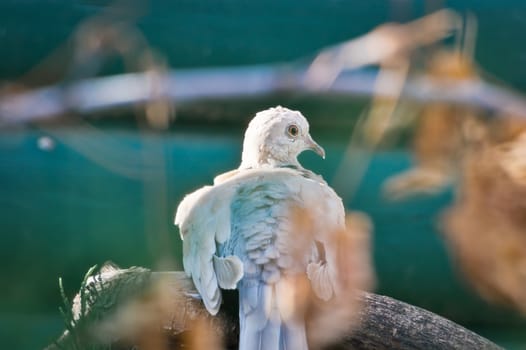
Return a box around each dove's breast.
[221,179,304,284]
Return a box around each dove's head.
[240,106,325,169]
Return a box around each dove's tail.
[238,279,308,350]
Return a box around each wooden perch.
[48,269,502,350]
[344,292,500,350]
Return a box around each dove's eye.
[287,124,299,138]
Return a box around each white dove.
[175,106,347,349]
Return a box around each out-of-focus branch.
[305,9,461,88]
[47,269,501,350]
[2,66,526,125]
[2,8,525,126]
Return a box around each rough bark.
[342,292,500,350]
[48,270,502,350]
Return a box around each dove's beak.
[305,135,326,159]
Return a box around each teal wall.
[1,1,526,90]
[1,0,526,348]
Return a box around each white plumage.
[175,106,347,349]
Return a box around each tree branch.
[48,268,502,350]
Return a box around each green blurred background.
[1,1,526,349]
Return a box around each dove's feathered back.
[175,106,344,350]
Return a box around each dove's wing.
[175,181,243,315]
[293,174,346,300]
